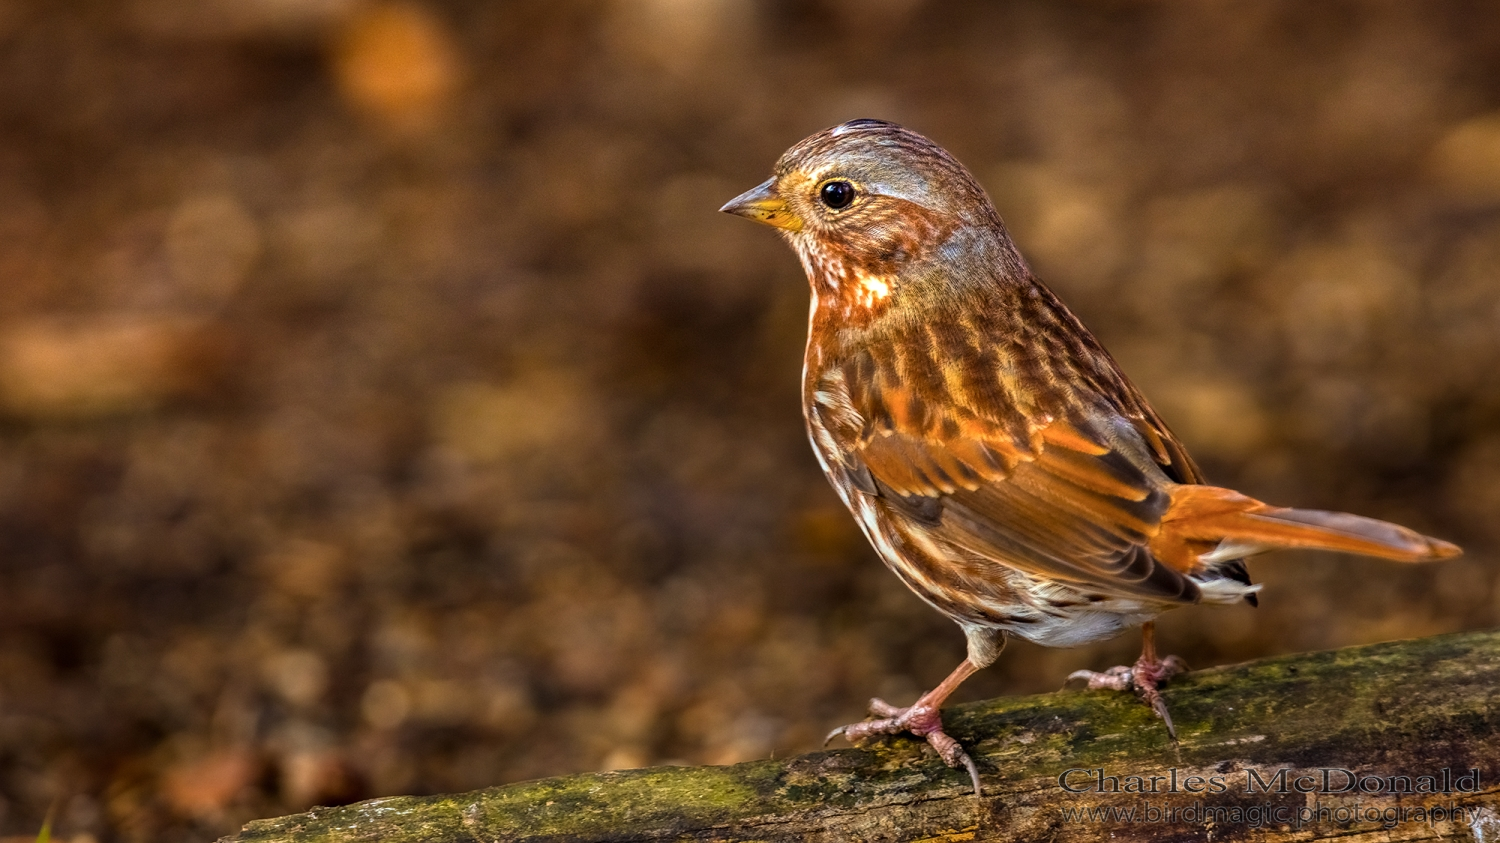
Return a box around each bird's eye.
[819,180,856,210]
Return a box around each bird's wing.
[813,340,1204,604]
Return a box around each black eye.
[819,180,855,210]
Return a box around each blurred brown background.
[0,1,1497,840]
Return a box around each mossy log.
[224,629,1500,842]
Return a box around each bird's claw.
[1066,664,1134,691]
[824,697,982,795]
[1068,655,1188,740]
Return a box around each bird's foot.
[1068,653,1188,739]
[825,697,981,795]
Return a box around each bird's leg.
[1067,622,1188,738]
[825,658,982,795]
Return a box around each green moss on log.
[226,629,1500,842]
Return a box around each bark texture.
[223,630,1500,842]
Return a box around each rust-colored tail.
[1150,484,1461,574]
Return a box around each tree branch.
[222,629,1500,842]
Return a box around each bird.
[719,119,1461,796]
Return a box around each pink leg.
[1067,622,1188,738]
[825,658,983,795]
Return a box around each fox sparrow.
[721,119,1461,795]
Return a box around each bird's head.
[721,119,1019,309]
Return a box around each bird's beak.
[719,177,803,232]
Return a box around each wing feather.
[813,335,1205,604]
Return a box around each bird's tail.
[1150,484,1461,573]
